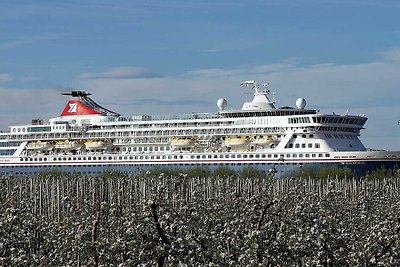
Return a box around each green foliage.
[238,166,267,179]
[185,166,212,178]
[212,166,237,178]
[98,170,129,179]
[366,166,400,180]
[141,166,181,177]
[37,168,69,177]
[291,165,356,180]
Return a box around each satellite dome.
[217,98,227,110]
[296,98,306,109]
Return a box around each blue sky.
[1,0,400,149]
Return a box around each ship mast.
[240,80,276,110]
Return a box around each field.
[1,167,400,266]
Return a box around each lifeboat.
[170,137,196,148]
[252,135,276,145]
[224,136,250,146]
[55,140,82,150]
[85,140,109,150]
[26,141,54,151]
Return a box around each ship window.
[315,143,320,148]
[312,154,316,157]
[301,144,306,148]
[243,155,248,158]
[318,154,323,157]
[295,144,300,148]
[286,154,291,158]
[292,154,297,158]
[267,154,271,158]
[255,154,260,158]
[325,154,330,157]
[237,155,241,158]
[309,134,314,138]
[308,144,312,148]
[249,155,254,158]
[305,154,310,158]
[273,154,278,158]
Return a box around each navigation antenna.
[240,80,275,104]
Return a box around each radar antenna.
[240,80,271,95]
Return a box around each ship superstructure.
[0,82,399,176]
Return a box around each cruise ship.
[1,81,399,177]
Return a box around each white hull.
[1,150,400,177]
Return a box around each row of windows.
[288,116,366,126]
[189,153,329,159]
[0,141,22,147]
[324,134,357,140]
[293,134,314,139]
[286,143,320,149]
[9,127,285,141]
[98,120,234,130]
[123,146,170,152]
[316,126,359,133]
[288,117,311,124]
[312,116,365,125]
[0,149,16,156]
[19,152,331,163]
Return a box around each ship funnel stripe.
[61,100,102,116]
[60,92,120,117]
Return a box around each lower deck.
[1,150,400,177]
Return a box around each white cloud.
[0,87,63,127]
[0,73,13,82]
[19,76,38,81]
[380,48,400,62]
[77,67,162,79]
[0,32,79,50]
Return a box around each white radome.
[296,98,306,109]
[217,98,227,110]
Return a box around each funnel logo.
[68,103,78,113]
